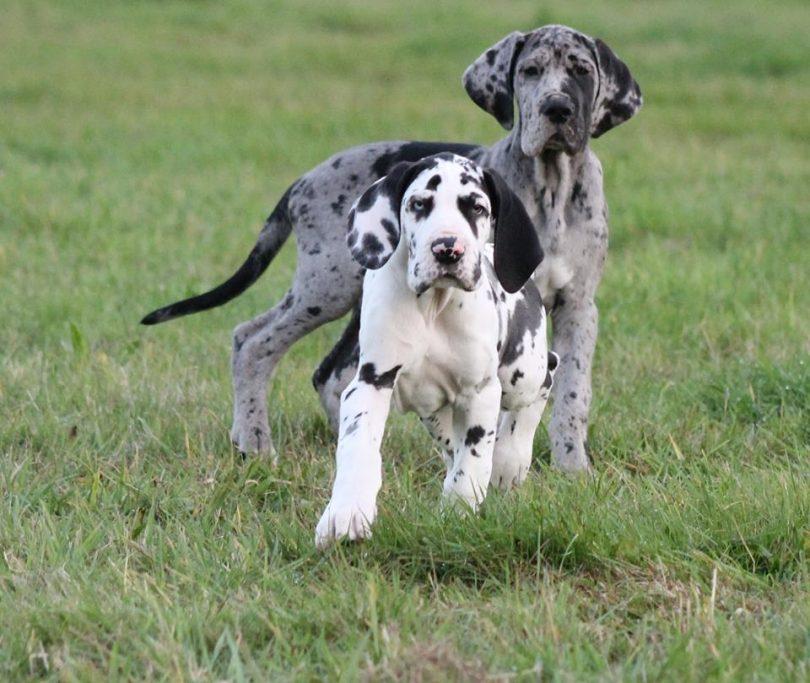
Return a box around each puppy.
[316,154,558,547]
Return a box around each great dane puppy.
[141,25,641,473]
[315,153,557,546]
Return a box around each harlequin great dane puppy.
[141,24,641,474]
[315,154,558,546]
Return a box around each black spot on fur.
[510,369,524,386]
[409,196,434,221]
[371,141,482,178]
[356,182,380,211]
[465,425,485,447]
[459,172,483,187]
[456,193,486,237]
[472,258,482,284]
[358,362,402,389]
[307,306,321,316]
[426,174,442,191]
[380,218,399,249]
[331,194,347,215]
[501,284,544,365]
[361,233,384,256]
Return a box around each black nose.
[431,237,464,264]
[540,96,574,124]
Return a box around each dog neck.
[489,132,589,255]
[416,283,460,323]
[386,245,462,324]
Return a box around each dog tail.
[140,187,293,326]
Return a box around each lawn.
[1,0,808,680]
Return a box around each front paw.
[490,457,530,491]
[315,494,377,549]
[441,470,487,511]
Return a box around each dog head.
[463,25,642,156]
[347,153,542,294]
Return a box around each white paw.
[315,494,377,549]
[490,457,530,491]
[441,470,486,511]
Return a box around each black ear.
[483,169,543,293]
[346,161,424,269]
[591,37,643,138]
[462,31,525,130]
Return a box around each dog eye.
[575,64,590,75]
[410,198,424,211]
[522,65,542,78]
[473,204,487,216]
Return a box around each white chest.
[392,309,497,417]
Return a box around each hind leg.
[312,306,361,432]
[231,282,358,457]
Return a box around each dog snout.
[431,237,464,265]
[540,95,574,124]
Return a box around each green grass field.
[2,0,808,679]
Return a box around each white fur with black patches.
[315,156,555,547]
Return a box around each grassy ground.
[1,0,808,679]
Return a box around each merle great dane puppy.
[316,153,558,546]
[141,25,642,473]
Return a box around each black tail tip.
[140,308,170,325]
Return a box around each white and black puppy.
[316,154,558,547]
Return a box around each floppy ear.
[590,37,643,138]
[483,169,543,293]
[462,31,525,131]
[346,161,422,270]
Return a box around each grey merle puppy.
[141,24,642,473]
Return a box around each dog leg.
[421,404,455,474]
[231,285,354,458]
[491,398,546,490]
[549,298,597,473]
[443,379,501,509]
[315,361,400,547]
[491,353,558,489]
[312,306,361,432]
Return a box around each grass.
[1,0,808,679]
